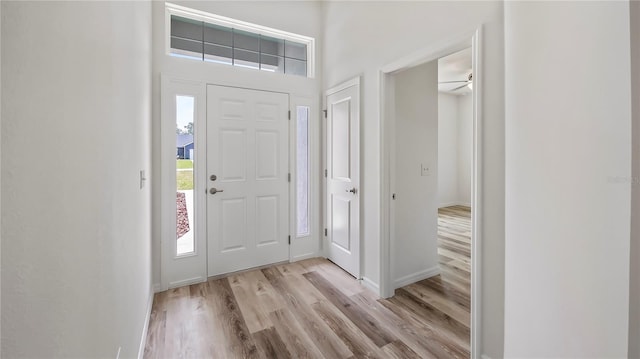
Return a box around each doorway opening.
[436,48,473,328]
[380,30,482,358]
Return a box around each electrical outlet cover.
[421,163,431,176]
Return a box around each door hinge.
[324,169,327,178]
[288,110,291,120]
[323,109,327,118]
[324,228,328,236]
[288,173,291,182]
[288,235,291,245]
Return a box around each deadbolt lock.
[210,174,217,181]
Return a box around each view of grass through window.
[176,96,195,255]
[176,160,193,190]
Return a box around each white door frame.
[379,27,483,358]
[159,72,319,290]
[322,77,362,278]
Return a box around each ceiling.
[438,47,472,95]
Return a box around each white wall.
[629,1,640,357]
[393,61,439,286]
[1,2,152,358]
[438,92,472,208]
[457,94,472,206]
[504,2,631,357]
[322,2,505,356]
[438,93,459,207]
[151,1,323,288]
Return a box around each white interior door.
[207,85,290,276]
[325,78,360,278]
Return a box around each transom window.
[166,3,314,78]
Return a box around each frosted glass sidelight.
[296,106,310,236]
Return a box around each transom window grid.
[170,15,309,77]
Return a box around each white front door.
[206,85,290,276]
[325,78,360,278]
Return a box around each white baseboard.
[480,355,492,359]
[137,288,155,359]
[290,252,320,262]
[360,276,380,296]
[393,266,440,289]
[152,283,161,293]
[439,201,460,208]
[439,201,471,208]
[168,276,206,289]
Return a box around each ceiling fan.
[439,73,472,91]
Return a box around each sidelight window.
[296,106,310,236]
[176,95,195,255]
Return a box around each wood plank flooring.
[144,206,471,358]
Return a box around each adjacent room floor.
[144,206,471,358]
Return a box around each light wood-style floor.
[144,206,471,358]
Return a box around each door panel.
[220,197,247,251]
[256,195,279,245]
[220,129,246,181]
[331,100,351,179]
[256,131,279,179]
[325,79,360,278]
[331,196,351,250]
[207,85,289,276]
